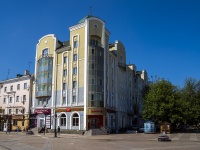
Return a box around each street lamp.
[54,55,60,137]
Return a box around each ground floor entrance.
[88,115,103,129]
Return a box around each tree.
[181,78,200,129]
[142,79,180,124]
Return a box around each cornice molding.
[69,22,85,31]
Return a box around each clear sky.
[0,0,199,88]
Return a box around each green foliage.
[180,78,200,129]
[142,77,200,129]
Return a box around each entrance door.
[90,118,99,129]
[39,119,44,127]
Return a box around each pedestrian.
[6,125,10,134]
[58,126,60,135]
[26,126,28,132]
[16,126,19,134]
[43,126,46,135]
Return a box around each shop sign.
[91,109,102,113]
[12,115,24,120]
[34,109,51,114]
[66,108,71,112]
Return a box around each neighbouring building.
[0,71,33,131]
[31,15,148,132]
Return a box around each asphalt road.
[0,132,199,150]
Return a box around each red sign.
[34,109,51,114]
[66,108,71,112]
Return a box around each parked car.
[158,134,170,141]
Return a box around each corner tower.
[69,15,110,130]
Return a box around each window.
[13,120,17,126]
[73,54,77,61]
[22,108,25,114]
[10,85,13,91]
[4,87,7,92]
[43,98,48,105]
[9,109,12,114]
[72,113,79,126]
[100,79,102,85]
[93,24,98,28]
[9,97,12,103]
[17,84,20,90]
[92,79,94,84]
[16,109,18,114]
[111,115,114,127]
[73,81,77,88]
[61,114,66,126]
[73,67,77,74]
[74,41,78,48]
[73,96,76,103]
[64,56,68,63]
[63,69,67,76]
[42,48,48,57]
[90,39,98,46]
[3,98,6,103]
[24,83,27,89]
[92,49,94,54]
[22,121,24,126]
[91,100,94,107]
[100,94,102,101]
[92,64,94,69]
[23,95,26,102]
[63,83,66,90]
[42,98,45,105]
[62,97,66,105]
[16,96,19,102]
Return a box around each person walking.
[6,125,10,134]
[58,126,60,136]
[43,126,46,135]
[16,126,19,134]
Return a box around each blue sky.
[0,0,199,88]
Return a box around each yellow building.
[32,15,109,131]
[31,15,148,132]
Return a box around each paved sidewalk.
[0,132,199,150]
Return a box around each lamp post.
[54,72,57,137]
[54,54,59,138]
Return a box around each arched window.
[60,114,66,126]
[42,48,48,57]
[72,113,79,126]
